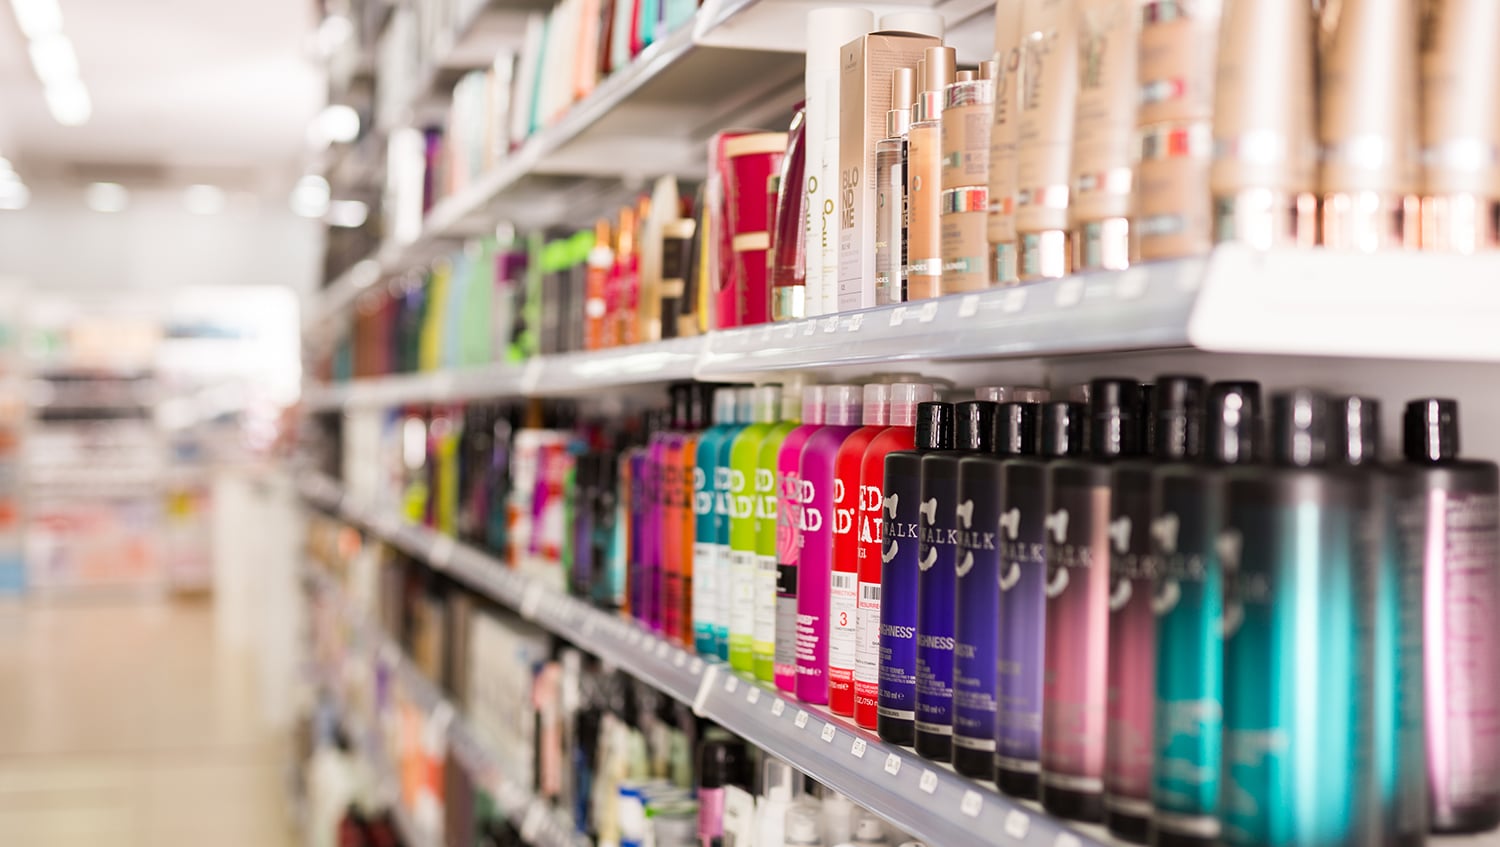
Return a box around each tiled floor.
[0,597,295,847]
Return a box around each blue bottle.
[692,387,737,656]
[879,401,953,748]
[1221,390,1360,847]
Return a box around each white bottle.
[785,800,824,847]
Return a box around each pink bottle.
[774,386,827,692]
[795,385,864,705]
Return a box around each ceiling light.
[182,184,226,215]
[9,0,63,39]
[311,104,361,147]
[290,174,330,218]
[44,79,91,126]
[85,182,128,213]
[0,181,29,211]
[27,33,78,85]
[326,200,369,228]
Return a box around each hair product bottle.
[1418,0,1500,252]
[940,63,997,293]
[876,70,917,305]
[988,0,1025,284]
[694,388,739,655]
[1015,0,1079,280]
[906,46,958,300]
[776,386,829,692]
[728,386,783,672]
[755,384,804,682]
[1068,0,1136,270]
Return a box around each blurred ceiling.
[0,0,326,191]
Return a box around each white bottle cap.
[802,385,829,426]
[823,384,863,426]
[889,383,936,426]
[807,7,876,76]
[714,387,738,424]
[752,385,782,424]
[877,10,944,37]
[862,383,893,426]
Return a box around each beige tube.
[1420,0,1500,252]
[1015,0,1078,280]
[1318,0,1421,251]
[1069,0,1136,270]
[988,0,1025,284]
[908,46,957,300]
[1210,0,1318,249]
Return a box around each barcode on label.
[832,572,856,589]
[861,584,881,602]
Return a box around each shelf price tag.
[689,657,704,676]
[519,583,545,620]
[794,710,809,729]
[724,675,739,694]
[848,314,863,332]
[1055,278,1084,308]
[802,320,817,336]
[823,316,839,334]
[746,686,760,705]
[890,306,908,327]
[692,665,720,714]
[655,641,670,659]
[883,753,901,776]
[1003,810,1029,840]
[771,699,786,717]
[674,651,686,668]
[959,294,981,318]
[960,790,983,818]
[850,738,866,758]
[1002,288,1027,314]
[919,770,938,794]
[820,723,836,743]
[1117,267,1148,300]
[918,301,939,323]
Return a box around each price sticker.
[1003,810,1029,839]
[820,723,836,743]
[918,300,939,323]
[848,314,864,332]
[802,320,816,336]
[519,584,544,620]
[655,641,669,659]
[823,316,839,334]
[724,675,740,694]
[1055,278,1084,308]
[746,686,760,705]
[919,770,938,794]
[850,738,867,758]
[1117,267,1148,300]
[884,753,902,776]
[689,658,704,676]
[959,294,981,318]
[794,710,809,729]
[1002,288,1027,314]
[889,306,908,327]
[674,651,686,668]
[960,790,983,818]
[771,699,786,717]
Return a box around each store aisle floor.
[0,598,294,847]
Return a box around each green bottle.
[753,380,805,681]
[727,385,782,673]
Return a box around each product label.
[728,549,757,663]
[997,465,1048,772]
[1106,467,1160,808]
[954,466,1002,751]
[829,571,858,689]
[796,459,835,701]
[774,461,802,689]
[692,541,718,655]
[1041,476,1111,792]
[878,460,923,722]
[855,580,882,711]
[916,464,959,735]
[753,553,778,673]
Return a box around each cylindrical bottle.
[772,107,810,320]
[954,401,1040,779]
[1317,0,1421,250]
[585,219,614,349]
[830,384,894,716]
[1015,0,1079,280]
[1419,0,1500,252]
[796,386,864,705]
[1132,0,1221,260]
[728,386,782,672]
[1210,0,1318,248]
[1221,390,1361,846]
[1069,0,1136,270]
[907,46,957,300]
[989,0,1025,284]
[1106,377,1203,841]
[755,383,804,682]
[1150,381,1260,847]
[1041,379,1140,821]
[1396,399,1500,833]
[876,70,916,306]
[856,383,937,730]
[660,219,696,339]
[880,402,954,746]
[915,401,999,761]
[776,386,828,691]
[940,69,996,292]
[714,389,755,658]
[693,388,739,655]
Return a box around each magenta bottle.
[795,385,864,705]
[775,386,827,692]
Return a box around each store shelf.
[308,563,590,847]
[297,470,1111,847]
[302,246,1500,408]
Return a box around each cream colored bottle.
[1419,0,1500,252]
[988,0,1025,285]
[1210,0,1318,248]
[1015,0,1078,280]
[907,45,957,300]
[1318,0,1421,251]
[1132,0,1221,260]
[941,64,996,293]
[1069,0,1136,270]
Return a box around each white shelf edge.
[298,471,1112,847]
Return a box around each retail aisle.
[0,598,294,847]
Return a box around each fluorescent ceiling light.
[45,79,91,126]
[326,199,368,228]
[183,184,226,215]
[10,0,63,39]
[290,174,330,218]
[85,182,127,213]
[0,181,29,211]
[28,33,78,84]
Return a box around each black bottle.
[1104,377,1198,842]
[879,401,953,747]
[1041,378,1141,823]
[954,401,1041,779]
[1396,398,1500,834]
[915,400,999,761]
[996,401,1081,798]
[1148,380,1259,847]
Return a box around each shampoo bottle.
[776,386,829,691]
[728,386,783,672]
[756,384,806,682]
[714,389,755,658]
[694,388,739,656]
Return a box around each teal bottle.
[692,388,738,656]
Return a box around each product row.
[335,374,1500,847]
[306,522,932,847]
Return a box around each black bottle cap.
[995,402,1040,456]
[1272,389,1331,468]
[1040,402,1086,458]
[1206,381,1262,465]
[1152,375,1206,461]
[669,383,690,430]
[697,736,746,790]
[1404,397,1461,463]
[687,383,712,430]
[1138,383,1156,456]
[1088,378,1142,458]
[955,401,999,452]
[1334,396,1381,466]
[915,401,955,450]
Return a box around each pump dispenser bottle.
[856,383,937,730]
[907,46,958,300]
[1041,378,1140,822]
[1150,381,1259,847]
[880,401,954,746]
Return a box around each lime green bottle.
[753,378,805,681]
[727,385,782,673]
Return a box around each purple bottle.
[796,385,864,704]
